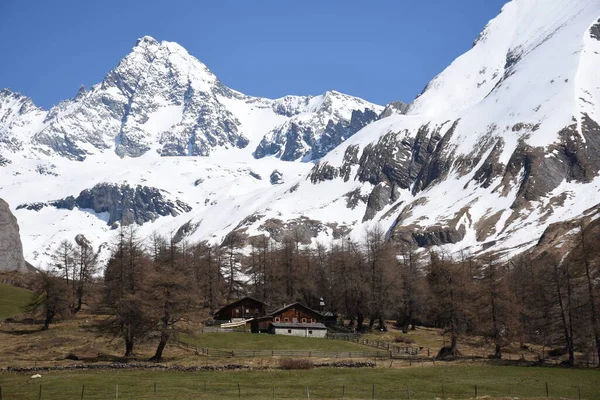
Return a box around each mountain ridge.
[1,0,600,268]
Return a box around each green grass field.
[182,332,365,351]
[0,365,598,399]
[0,282,31,319]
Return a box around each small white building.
[269,322,327,338]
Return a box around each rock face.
[0,199,28,273]
[270,170,283,185]
[18,183,192,227]
[379,101,409,119]
[60,183,192,226]
[254,92,381,161]
[525,203,600,265]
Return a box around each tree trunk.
[151,307,171,362]
[368,315,375,331]
[42,311,53,331]
[378,316,388,332]
[124,325,135,357]
[553,262,574,365]
[450,333,458,355]
[357,313,365,331]
[150,331,170,362]
[124,339,134,357]
[494,343,502,358]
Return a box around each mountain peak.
[135,35,159,48]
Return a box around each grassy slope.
[0,366,598,399]
[361,325,547,360]
[181,332,365,351]
[0,282,31,319]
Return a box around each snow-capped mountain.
[1,0,600,268]
[0,36,382,161]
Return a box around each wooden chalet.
[213,297,267,322]
[250,302,327,333]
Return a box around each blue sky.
[0,0,507,109]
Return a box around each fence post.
[372,384,375,399]
[154,382,156,396]
[81,384,85,400]
[342,384,345,399]
[38,384,42,400]
[204,382,206,393]
[116,384,119,400]
[238,383,241,399]
[578,385,581,400]
[272,386,275,399]
[306,386,310,398]
[545,382,549,398]
[474,384,478,398]
[509,384,512,397]
[442,383,445,400]
[407,385,411,400]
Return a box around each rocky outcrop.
[254,92,381,161]
[0,199,28,273]
[19,183,191,227]
[590,18,600,40]
[379,101,409,119]
[390,224,467,248]
[270,170,283,185]
[525,203,600,262]
[67,183,192,226]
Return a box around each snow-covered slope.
[224,0,600,258]
[2,0,600,267]
[0,36,382,267]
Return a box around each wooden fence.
[177,342,425,359]
[326,333,424,356]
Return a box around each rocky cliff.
[0,199,28,273]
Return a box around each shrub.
[279,358,314,370]
[548,347,567,357]
[394,335,415,344]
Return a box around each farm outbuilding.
[269,322,328,338]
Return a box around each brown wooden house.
[213,297,267,322]
[250,302,325,333]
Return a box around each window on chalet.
[302,318,307,323]
[284,317,289,322]
[308,330,313,335]
[311,319,315,323]
[288,329,292,334]
[275,317,280,322]
[235,309,240,315]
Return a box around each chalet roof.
[267,302,322,317]
[270,322,327,330]
[214,296,268,315]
